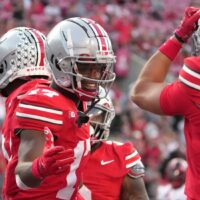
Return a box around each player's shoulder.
[13,83,69,132]
[18,83,74,110]
[104,140,143,175]
[184,56,200,71]
[8,79,49,99]
[107,140,135,151]
[6,79,49,108]
[105,140,137,157]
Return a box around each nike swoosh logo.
[101,160,114,165]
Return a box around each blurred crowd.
[0,0,200,199]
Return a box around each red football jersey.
[160,57,200,199]
[81,140,142,200]
[2,79,49,162]
[2,82,90,200]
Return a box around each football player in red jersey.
[131,7,200,200]
[0,27,51,199]
[4,17,116,200]
[79,95,149,200]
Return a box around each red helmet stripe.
[29,29,45,66]
[82,18,108,52]
[90,23,108,51]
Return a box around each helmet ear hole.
[0,64,4,74]
[50,55,54,64]
[0,61,7,74]
[50,55,61,71]
[55,59,61,71]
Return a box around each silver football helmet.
[192,19,200,56]
[0,27,51,89]
[88,94,115,143]
[45,17,116,101]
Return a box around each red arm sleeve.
[160,81,191,116]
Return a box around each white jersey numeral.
[27,88,59,98]
[1,132,12,162]
[56,138,90,199]
[79,185,92,200]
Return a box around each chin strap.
[86,97,101,115]
[76,111,89,128]
[76,98,100,128]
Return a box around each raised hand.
[31,128,74,179]
[174,7,200,43]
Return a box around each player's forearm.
[15,162,42,188]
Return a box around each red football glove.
[174,7,200,43]
[31,127,74,179]
[75,192,85,200]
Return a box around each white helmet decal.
[0,27,51,89]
